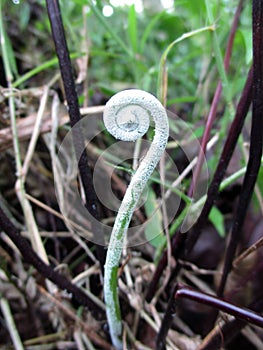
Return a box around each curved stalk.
[103,90,169,349]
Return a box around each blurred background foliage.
[2,0,251,118]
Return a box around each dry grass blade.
[0,297,24,350]
[0,104,104,152]
[37,285,112,350]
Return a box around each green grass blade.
[87,0,132,58]
[157,25,215,103]
[128,4,138,54]
[204,0,231,102]
[13,52,84,88]
[140,11,164,53]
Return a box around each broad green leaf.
[144,186,166,248]
[239,29,252,64]
[128,4,138,54]
[209,206,225,238]
[140,11,164,53]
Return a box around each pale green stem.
[103,90,169,349]
[157,25,215,103]
[204,0,233,109]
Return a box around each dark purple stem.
[155,283,179,350]
[197,294,263,350]
[217,0,263,297]
[189,0,244,197]
[146,66,252,303]
[185,67,253,254]
[45,0,106,268]
[175,287,263,328]
[146,2,250,303]
[156,284,263,350]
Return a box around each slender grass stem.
[204,0,231,101]
[158,25,214,105]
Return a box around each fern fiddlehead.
[103,89,169,349]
